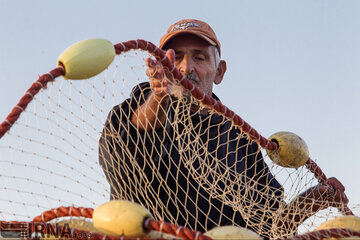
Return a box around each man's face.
[166,34,218,96]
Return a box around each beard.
[170,72,208,114]
[171,72,200,98]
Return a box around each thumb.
[166,49,175,64]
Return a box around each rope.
[3,218,360,240]
[1,208,212,240]
[2,207,360,239]
[0,39,353,220]
[127,40,357,216]
[0,66,65,138]
[144,218,211,240]
[32,206,94,222]
[113,39,276,150]
[113,39,353,216]
[306,158,354,215]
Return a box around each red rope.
[113,39,354,216]
[3,208,360,240]
[306,158,354,215]
[113,39,277,151]
[144,218,211,240]
[0,39,353,217]
[0,66,64,139]
[4,219,360,240]
[1,209,212,240]
[30,206,212,240]
[305,158,328,185]
[32,206,94,222]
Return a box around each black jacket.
[99,82,283,236]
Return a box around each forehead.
[165,34,213,53]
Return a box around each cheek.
[199,75,215,94]
[196,65,217,94]
[204,70,216,84]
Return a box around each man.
[99,19,348,238]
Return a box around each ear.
[214,60,227,85]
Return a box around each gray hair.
[214,46,220,68]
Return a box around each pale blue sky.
[0,0,359,213]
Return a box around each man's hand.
[146,49,175,100]
[317,177,349,208]
[131,49,175,131]
[279,177,351,234]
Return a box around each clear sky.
[0,0,359,218]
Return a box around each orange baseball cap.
[159,19,221,56]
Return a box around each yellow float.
[267,131,309,168]
[93,200,152,237]
[204,225,261,240]
[58,38,115,80]
[316,216,360,240]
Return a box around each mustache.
[186,73,199,84]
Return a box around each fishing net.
[0,39,358,239]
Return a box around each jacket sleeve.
[98,82,160,200]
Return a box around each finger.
[335,191,349,204]
[166,49,175,64]
[151,84,171,98]
[153,86,170,93]
[328,189,349,206]
[146,68,162,79]
[146,58,166,78]
[145,68,151,77]
[342,193,349,204]
[150,79,169,88]
[160,50,175,82]
[147,66,165,79]
[146,57,157,67]
[327,177,345,192]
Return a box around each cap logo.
[169,21,202,33]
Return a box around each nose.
[178,55,194,75]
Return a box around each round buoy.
[204,225,261,240]
[316,216,360,240]
[93,200,152,237]
[267,131,309,168]
[58,38,115,80]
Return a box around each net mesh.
[0,48,358,239]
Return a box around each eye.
[175,55,183,61]
[194,54,205,61]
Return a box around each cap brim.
[159,30,217,50]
